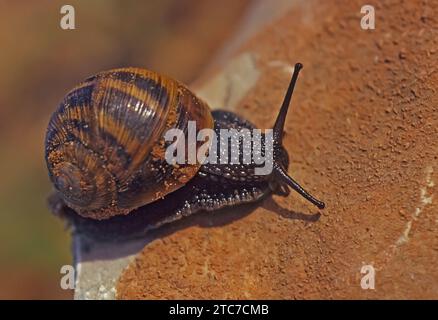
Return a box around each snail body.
[45,63,325,224]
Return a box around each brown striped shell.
[45,68,214,219]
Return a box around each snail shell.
[45,68,214,219]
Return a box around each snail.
[45,62,325,228]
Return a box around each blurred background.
[0,0,251,299]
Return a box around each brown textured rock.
[117,0,438,299]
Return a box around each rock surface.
[116,0,438,299]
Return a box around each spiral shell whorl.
[45,68,213,219]
[47,142,118,217]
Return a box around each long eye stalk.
[273,63,325,210]
[273,63,303,144]
[274,164,325,209]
